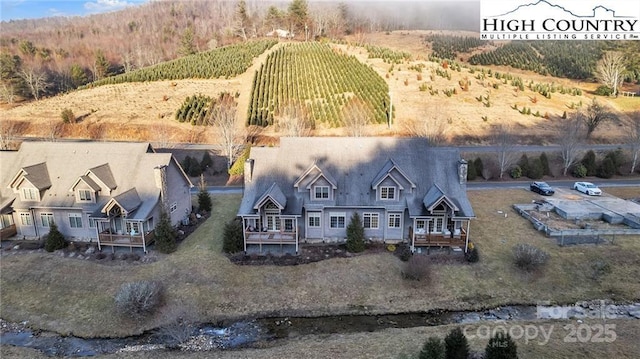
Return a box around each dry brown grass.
[1,33,633,145]
[2,188,639,342]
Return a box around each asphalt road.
[194,179,639,194]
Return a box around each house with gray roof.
[0,142,193,252]
[237,137,475,253]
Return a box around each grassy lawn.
[1,189,639,346]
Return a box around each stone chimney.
[154,165,168,211]
[244,159,254,184]
[458,159,468,185]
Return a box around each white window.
[429,218,444,233]
[314,186,330,200]
[308,213,321,228]
[89,218,97,228]
[78,189,92,202]
[388,213,402,228]
[69,213,83,228]
[363,213,379,229]
[170,202,178,213]
[20,212,32,226]
[22,187,38,201]
[330,212,345,229]
[126,222,140,235]
[284,219,294,232]
[380,186,396,200]
[40,213,54,227]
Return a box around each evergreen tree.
[93,49,111,81]
[474,157,484,179]
[287,0,309,37]
[485,332,518,359]
[539,152,551,176]
[466,159,477,181]
[346,212,365,253]
[420,337,445,359]
[596,157,616,178]
[528,158,544,179]
[197,175,212,213]
[179,27,197,57]
[200,151,213,172]
[69,64,88,88]
[444,327,469,359]
[581,150,597,176]
[222,219,244,253]
[45,222,66,252]
[154,210,177,253]
[517,154,530,178]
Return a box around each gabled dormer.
[423,185,459,215]
[372,159,416,201]
[69,175,102,203]
[102,188,142,217]
[294,163,338,201]
[86,164,117,195]
[254,183,287,212]
[7,163,51,202]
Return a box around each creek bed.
[2,302,639,357]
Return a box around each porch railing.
[411,227,467,247]
[98,231,155,251]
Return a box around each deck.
[411,228,467,248]
[244,230,298,252]
[98,231,155,252]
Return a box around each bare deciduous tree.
[0,120,27,149]
[47,120,64,141]
[403,117,448,146]
[595,51,626,97]
[19,67,49,100]
[234,0,250,41]
[342,97,372,137]
[490,124,517,179]
[152,123,175,148]
[557,113,585,176]
[583,98,618,138]
[626,111,640,174]
[208,93,242,169]
[275,101,312,137]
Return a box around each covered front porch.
[409,217,471,252]
[95,193,154,253]
[242,215,299,253]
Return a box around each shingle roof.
[238,137,474,218]
[0,141,187,221]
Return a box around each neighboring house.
[266,29,293,38]
[0,142,193,252]
[238,137,475,253]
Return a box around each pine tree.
[539,152,551,176]
[93,49,111,81]
[154,210,177,253]
[581,150,597,176]
[346,212,365,253]
[200,151,213,172]
[45,222,66,252]
[420,336,445,359]
[197,175,212,213]
[474,157,484,179]
[485,332,518,359]
[444,327,469,359]
[179,27,197,57]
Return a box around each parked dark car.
[530,181,555,196]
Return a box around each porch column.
[465,220,471,253]
[411,218,416,251]
[295,217,299,254]
[97,221,102,251]
[141,222,147,254]
[242,217,247,253]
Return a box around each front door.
[266,213,280,231]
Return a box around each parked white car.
[573,182,602,196]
